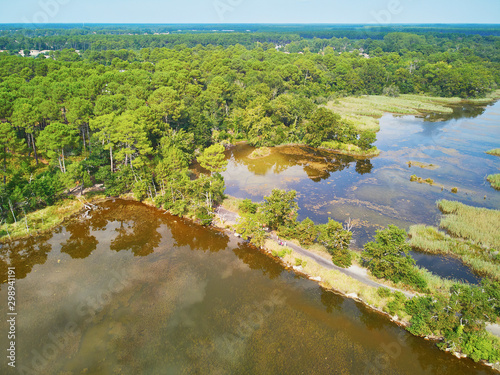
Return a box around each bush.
[295,258,307,267]
[295,217,318,245]
[383,85,400,97]
[261,189,298,230]
[405,296,434,336]
[272,248,292,258]
[239,198,258,214]
[377,287,392,298]
[319,218,353,268]
[133,179,149,201]
[195,206,213,226]
[330,248,353,268]
[363,225,427,291]
[358,131,376,150]
[385,291,406,316]
[462,331,500,363]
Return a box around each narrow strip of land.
[216,206,415,298]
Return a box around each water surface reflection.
[220,101,500,281]
[0,200,494,374]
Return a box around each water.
[219,101,500,281]
[0,200,495,374]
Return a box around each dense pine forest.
[0,25,499,226]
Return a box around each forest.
[0,25,499,227]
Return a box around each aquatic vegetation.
[438,200,500,250]
[451,187,458,193]
[486,148,500,156]
[324,94,463,132]
[409,174,435,185]
[408,161,440,170]
[409,200,500,280]
[487,174,500,190]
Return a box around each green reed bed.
[438,200,500,250]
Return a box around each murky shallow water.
[0,200,495,374]
[219,101,500,282]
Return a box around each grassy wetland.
[409,200,500,281]
[324,92,500,132]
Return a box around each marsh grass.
[409,174,436,186]
[409,223,500,280]
[486,149,500,157]
[408,161,439,170]
[487,174,500,190]
[221,196,245,213]
[0,198,84,241]
[438,200,500,250]
[324,94,464,132]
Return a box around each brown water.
[0,200,496,374]
[218,101,500,283]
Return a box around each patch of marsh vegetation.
[438,200,500,250]
[319,140,380,157]
[410,174,435,185]
[407,161,439,170]
[325,94,467,132]
[409,200,500,280]
[487,174,500,190]
[486,148,500,157]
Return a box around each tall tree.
[37,122,78,173]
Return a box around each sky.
[1,0,499,24]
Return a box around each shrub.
[239,198,258,214]
[272,248,292,258]
[363,225,427,291]
[318,218,353,268]
[377,287,392,298]
[261,189,298,230]
[383,85,400,97]
[295,217,318,245]
[385,291,406,316]
[295,258,307,267]
[462,331,500,363]
[405,296,434,336]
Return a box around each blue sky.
[1,0,499,24]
